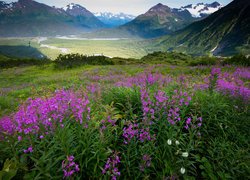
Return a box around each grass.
[0,38,149,59]
[0,56,249,179]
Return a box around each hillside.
[119,3,195,38]
[0,0,105,36]
[63,3,106,29]
[80,2,222,39]
[153,0,250,56]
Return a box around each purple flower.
[103,152,121,179]
[23,146,33,153]
[62,155,80,178]
[140,154,152,172]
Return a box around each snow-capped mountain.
[0,0,106,36]
[0,1,16,13]
[61,3,106,28]
[94,12,135,27]
[62,3,98,18]
[179,2,223,18]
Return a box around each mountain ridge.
[152,0,250,56]
[0,0,106,36]
[115,1,222,38]
[94,12,135,27]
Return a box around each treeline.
[0,52,249,69]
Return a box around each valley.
[0,37,149,59]
[0,0,249,179]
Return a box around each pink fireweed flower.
[184,117,192,130]
[62,155,80,178]
[0,89,91,140]
[23,146,33,153]
[140,154,152,171]
[102,152,121,180]
[122,123,138,144]
[0,116,15,136]
[139,128,152,142]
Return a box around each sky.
[5,0,233,15]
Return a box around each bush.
[54,53,114,69]
[223,54,250,66]
[0,55,51,69]
[189,57,217,66]
[141,51,192,65]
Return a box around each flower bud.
[182,152,189,157]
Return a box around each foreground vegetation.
[0,55,249,179]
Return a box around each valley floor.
[0,37,149,59]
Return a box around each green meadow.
[0,61,249,179]
[0,38,149,59]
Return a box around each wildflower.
[175,140,180,145]
[180,167,186,174]
[167,139,172,145]
[39,135,44,139]
[18,136,22,141]
[102,152,121,179]
[184,117,192,129]
[140,154,152,171]
[139,128,152,142]
[23,146,33,153]
[62,155,80,178]
[122,123,138,144]
[182,152,189,157]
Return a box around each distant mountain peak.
[62,3,95,18]
[149,3,170,11]
[181,1,223,18]
[18,0,34,4]
[63,3,85,11]
[94,12,135,27]
[155,3,164,7]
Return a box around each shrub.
[0,55,51,69]
[54,53,114,69]
[189,57,217,66]
[223,54,250,66]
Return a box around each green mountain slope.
[119,3,195,38]
[0,0,105,36]
[64,3,106,29]
[153,0,250,56]
[80,3,199,39]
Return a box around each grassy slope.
[0,64,189,116]
[0,64,249,179]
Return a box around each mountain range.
[153,0,250,56]
[180,2,223,18]
[0,0,222,37]
[93,12,135,27]
[0,0,248,56]
[86,2,222,38]
[0,0,105,36]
